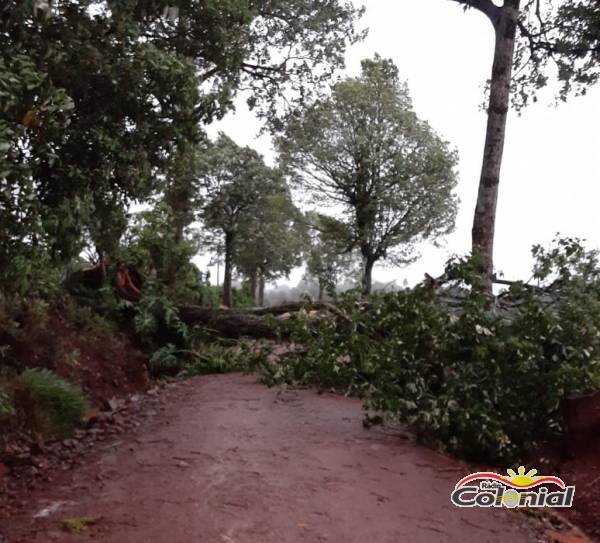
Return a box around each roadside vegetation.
[255,238,600,463]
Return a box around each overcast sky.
[204,0,600,288]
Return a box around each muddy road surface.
[3,374,537,542]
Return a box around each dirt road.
[3,374,537,542]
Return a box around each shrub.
[148,344,183,377]
[232,286,255,309]
[15,369,88,439]
[263,239,600,463]
[133,281,188,349]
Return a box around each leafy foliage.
[304,213,361,300]
[0,0,362,295]
[15,369,88,439]
[133,281,189,349]
[513,0,600,107]
[235,186,308,304]
[198,133,286,306]
[278,56,459,293]
[184,344,242,376]
[260,239,600,463]
[148,344,182,378]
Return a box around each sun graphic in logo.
[506,466,539,488]
[454,466,566,491]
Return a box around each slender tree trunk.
[165,218,185,288]
[258,272,266,307]
[318,282,324,302]
[361,257,375,296]
[249,269,258,304]
[222,231,235,308]
[472,0,521,292]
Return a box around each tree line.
[1,0,598,308]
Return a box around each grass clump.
[16,369,88,439]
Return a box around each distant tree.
[305,214,360,301]
[278,57,459,295]
[235,188,307,306]
[449,0,599,290]
[198,134,280,307]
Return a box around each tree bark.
[472,0,521,292]
[258,272,266,307]
[222,230,235,307]
[165,216,185,288]
[178,302,351,339]
[179,306,282,339]
[318,282,324,302]
[361,257,375,295]
[249,269,258,304]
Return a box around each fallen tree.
[178,302,350,340]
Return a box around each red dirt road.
[4,374,537,542]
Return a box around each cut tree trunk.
[178,302,350,340]
[179,306,282,339]
[472,0,521,292]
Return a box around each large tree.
[198,134,281,307]
[278,57,459,295]
[450,0,599,290]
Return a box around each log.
[246,302,351,322]
[178,302,349,339]
[178,306,284,339]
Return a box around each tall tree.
[235,188,307,306]
[278,57,459,295]
[198,134,280,307]
[450,0,599,290]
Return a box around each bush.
[185,341,263,376]
[133,281,189,349]
[15,369,88,439]
[148,344,183,377]
[263,239,600,463]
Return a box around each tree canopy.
[198,134,283,307]
[236,188,306,305]
[0,0,363,294]
[278,57,459,294]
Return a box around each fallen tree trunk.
[246,302,351,322]
[179,306,283,339]
[178,302,350,340]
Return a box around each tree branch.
[450,0,501,28]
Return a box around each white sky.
[203,0,600,288]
